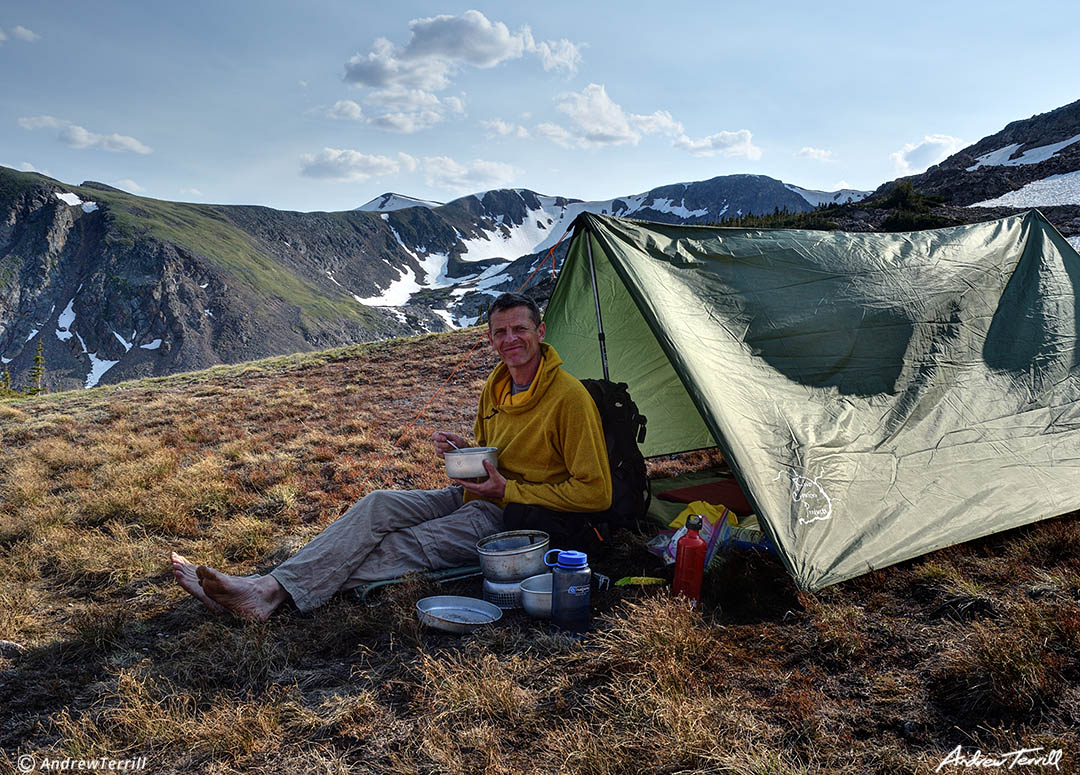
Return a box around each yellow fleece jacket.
[466,343,612,512]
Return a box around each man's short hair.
[487,292,541,328]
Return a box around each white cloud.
[18,115,64,130]
[482,119,530,139]
[630,110,684,138]
[180,187,203,196]
[300,148,403,182]
[0,28,6,43]
[367,88,442,110]
[405,10,527,68]
[443,95,466,115]
[543,85,692,151]
[535,122,574,148]
[12,25,39,42]
[525,34,583,74]
[539,83,760,160]
[833,180,851,190]
[422,156,519,193]
[345,36,453,91]
[111,178,144,193]
[797,146,834,162]
[554,83,638,147]
[60,125,153,154]
[353,88,466,133]
[19,115,152,154]
[889,134,963,175]
[397,152,419,172]
[328,99,365,120]
[370,110,444,133]
[674,130,761,159]
[342,11,581,129]
[299,80,309,88]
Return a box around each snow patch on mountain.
[357,220,457,306]
[455,189,696,262]
[966,133,1080,171]
[112,330,134,352]
[74,331,118,388]
[55,298,76,342]
[1068,235,1080,253]
[53,191,99,211]
[432,309,458,329]
[357,193,443,212]
[356,249,451,306]
[785,184,871,207]
[969,170,1080,207]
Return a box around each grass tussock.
[2,328,1078,774]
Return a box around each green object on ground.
[352,565,482,602]
[545,210,1080,591]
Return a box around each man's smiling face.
[488,305,545,374]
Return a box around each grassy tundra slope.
[1,328,1078,774]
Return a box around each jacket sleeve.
[502,388,612,512]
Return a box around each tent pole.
[585,232,610,381]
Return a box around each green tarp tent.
[544,210,1080,590]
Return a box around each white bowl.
[445,446,498,478]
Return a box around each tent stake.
[585,233,610,380]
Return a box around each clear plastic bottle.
[672,514,706,605]
[545,549,591,635]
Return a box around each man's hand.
[456,460,506,500]
[432,431,468,459]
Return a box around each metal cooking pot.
[445,446,498,479]
[519,572,553,618]
[475,530,550,582]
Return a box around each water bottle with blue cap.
[545,549,591,634]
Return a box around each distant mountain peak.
[784,183,871,208]
[357,193,443,212]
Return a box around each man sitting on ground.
[171,292,612,619]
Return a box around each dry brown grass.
[1,327,1078,775]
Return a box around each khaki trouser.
[270,486,503,612]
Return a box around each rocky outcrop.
[876,99,1080,206]
[0,171,426,392]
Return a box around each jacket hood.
[484,342,564,415]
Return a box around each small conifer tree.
[26,340,45,395]
[0,367,11,395]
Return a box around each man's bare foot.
[195,564,288,622]
[171,552,226,615]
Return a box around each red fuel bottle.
[672,514,707,604]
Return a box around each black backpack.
[581,379,651,533]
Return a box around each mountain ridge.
[877,98,1080,206]
[0,168,867,391]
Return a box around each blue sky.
[2,1,1078,212]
